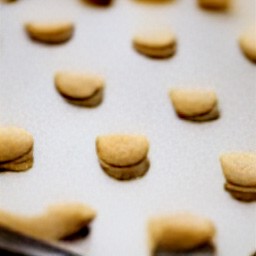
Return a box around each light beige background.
[0,0,255,255]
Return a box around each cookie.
[220,152,256,201]
[133,28,176,58]
[0,203,96,240]
[85,0,112,5]
[0,159,34,172]
[224,183,256,201]
[25,21,74,44]
[239,27,256,62]
[96,134,150,180]
[0,127,34,172]
[55,71,104,107]
[1,0,17,3]
[148,212,216,254]
[169,88,219,121]
[134,0,172,3]
[198,0,229,9]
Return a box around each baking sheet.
[0,0,255,255]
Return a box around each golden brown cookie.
[55,71,104,107]
[220,152,256,201]
[96,134,150,180]
[224,183,256,201]
[0,127,34,172]
[133,28,176,58]
[0,203,96,240]
[134,0,172,3]
[239,27,256,62]
[85,0,112,5]
[198,0,229,9]
[1,0,17,3]
[148,212,216,254]
[169,88,219,121]
[25,21,74,44]
[0,158,33,172]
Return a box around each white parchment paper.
[0,0,255,255]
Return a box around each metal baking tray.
[0,0,255,255]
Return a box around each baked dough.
[198,0,229,9]
[220,152,256,201]
[239,27,256,62]
[0,203,96,240]
[133,28,176,58]
[148,212,215,254]
[134,0,172,3]
[85,0,112,5]
[1,0,17,3]
[96,134,150,180]
[55,71,104,107]
[169,88,219,121]
[25,22,74,44]
[224,183,256,201]
[0,127,34,172]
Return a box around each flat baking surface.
[0,0,255,255]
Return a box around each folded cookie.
[220,152,256,201]
[198,0,229,9]
[96,134,150,180]
[0,203,96,240]
[55,71,104,107]
[0,127,34,172]
[148,212,216,254]
[239,27,256,62]
[25,21,74,44]
[1,0,17,3]
[134,0,172,3]
[85,0,112,5]
[169,88,219,121]
[133,28,176,58]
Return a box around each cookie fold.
[169,88,219,121]
[96,134,150,180]
[148,212,216,254]
[84,0,112,5]
[198,0,229,9]
[25,21,74,44]
[239,27,256,62]
[0,203,96,240]
[55,71,104,107]
[133,28,176,58]
[0,127,34,172]
[220,152,256,201]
